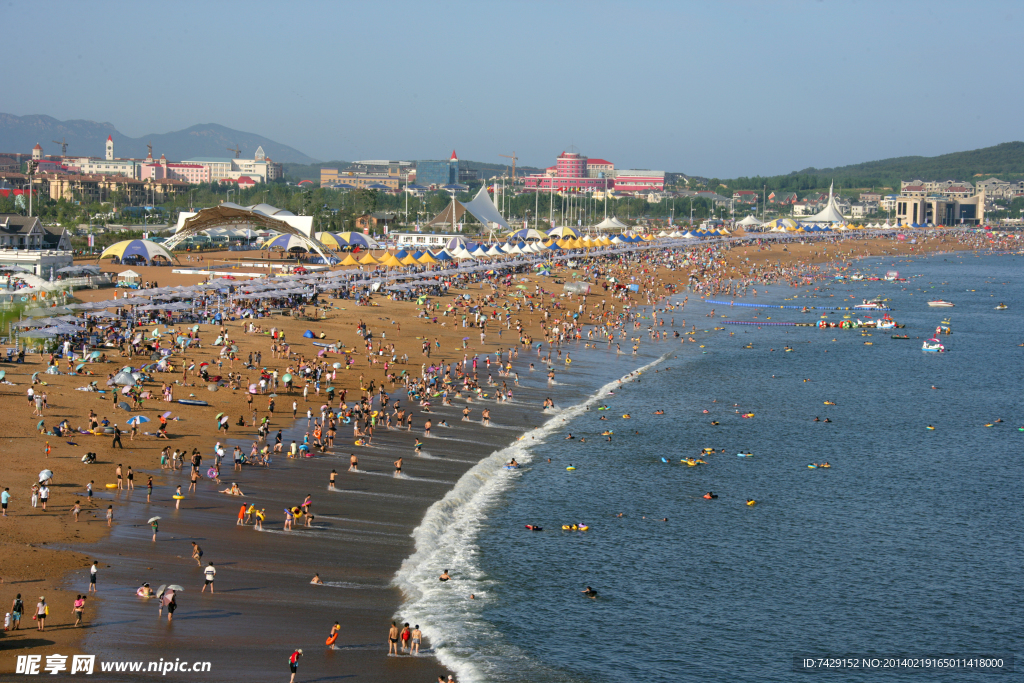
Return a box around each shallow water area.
[425,252,1022,682]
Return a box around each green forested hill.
[722,142,1024,193]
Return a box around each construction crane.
[147,142,153,157]
[499,152,518,185]
[52,138,68,156]
[227,145,242,158]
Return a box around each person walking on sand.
[237,503,246,526]
[72,594,85,627]
[288,649,302,683]
[111,424,123,449]
[394,457,403,476]
[115,464,123,490]
[329,469,337,491]
[2,487,10,516]
[106,505,113,527]
[202,562,216,593]
[89,560,98,592]
[192,542,203,566]
[10,593,23,630]
[71,500,81,522]
[388,622,400,655]
[38,484,49,511]
[35,596,47,631]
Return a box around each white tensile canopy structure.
[167,203,330,261]
[427,186,510,234]
[595,216,628,231]
[736,215,764,229]
[803,183,847,223]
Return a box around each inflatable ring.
[566,466,576,471]
[20,296,27,302]
[326,633,338,646]
[172,495,185,500]
[105,483,117,489]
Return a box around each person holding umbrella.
[149,516,160,542]
[157,586,179,622]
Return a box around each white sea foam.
[391,352,668,683]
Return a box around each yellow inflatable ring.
[104,484,117,489]
[172,495,185,500]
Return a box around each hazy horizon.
[7,0,1022,177]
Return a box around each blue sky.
[7,0,1022,176]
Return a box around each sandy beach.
[0,229,1006,679]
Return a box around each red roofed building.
[586,158,614,178]
[522,152,613,192]
[139,154,211,183]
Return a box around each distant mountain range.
[0,113,319,164]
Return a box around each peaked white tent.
[595,216,628,231]
[803,182,847,223]
[736,215,764,229]
[462,185,510,232]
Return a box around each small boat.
[928,300,955,307]
[854,299,891,310]
[995,303,1008,310]
[922,338,945,353]
[891,334,910,339]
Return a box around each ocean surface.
[398,251,1023,682]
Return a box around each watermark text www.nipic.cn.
[15,655,213,675]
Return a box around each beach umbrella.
[75,362,87,372]
[36,419,45,430]
[38,469,53,482]
[207,384,219,392]
[249,384,258,393]
[121,386,132,395]
[128,415,150,425]
[148,516,161,524]
[112,370,136,386]
[99,240,175,264]
[282,373,292,383]
[332,362,341,369]
[117,401,132,411]
[260,234,309,252]
[162,411,172,419]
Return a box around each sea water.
[401,252,1023,682]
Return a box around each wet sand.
[74,360,590,682]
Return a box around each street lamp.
[226,189,235,204]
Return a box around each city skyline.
[6,0,1023,178]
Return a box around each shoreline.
[1,229,1013,679]
[392,346,672,682]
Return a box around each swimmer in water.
[654,410,665,415]
[565,433,574,440]
[311,573,324,585]
[439,570,450,582]
[508,458,518,467]
[581,586,598,599]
